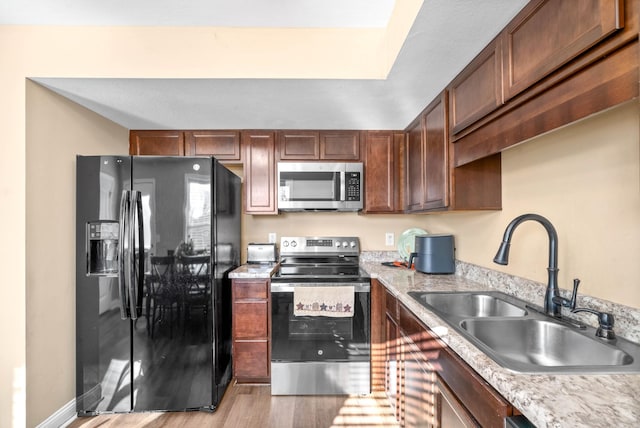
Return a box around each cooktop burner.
[273,236,366,282]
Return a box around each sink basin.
[409,291,527,318]
[407,290,640,373]
[460,318,634,370]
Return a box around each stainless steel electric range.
[270,236,370,395]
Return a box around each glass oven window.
[271,291,370,362]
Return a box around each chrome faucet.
[493,213,565,317]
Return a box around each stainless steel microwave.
[277,162,363,212]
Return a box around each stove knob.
[342,241,348,248]
[350,241,357,248]
[282,240,289,247]
[335,241,341,248]
[291,240,297,247]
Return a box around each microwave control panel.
[346,172,361,201]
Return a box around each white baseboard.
[36,398,76,428]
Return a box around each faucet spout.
[493,213,561,317]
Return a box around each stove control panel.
[280,236,360,255]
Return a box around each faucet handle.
[552,278,580,310]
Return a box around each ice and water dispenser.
[86,221,119,276]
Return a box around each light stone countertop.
[361,257,640,428]
[229,263,279,279]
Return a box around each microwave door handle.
[118,190,130,320]
[340,171,346,201]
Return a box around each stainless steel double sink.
[408,290,640,373]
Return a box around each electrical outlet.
[268,232,277,243]
[385,232,395,246]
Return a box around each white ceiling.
[1,0,396,27]
[15,0,530,130]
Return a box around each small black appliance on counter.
[408,234,455,274]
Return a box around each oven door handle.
[271,282,370,293]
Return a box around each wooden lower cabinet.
[231,278,271,383]
[372,280,515,427]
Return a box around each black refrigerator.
[75,155,240,415]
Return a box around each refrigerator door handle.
[118,190,130,320]
[129,190,144,320]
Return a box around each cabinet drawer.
[234,302,268,338]
[233,280,269,300]
[234,341,270,379]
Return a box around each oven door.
[270,281,371,395]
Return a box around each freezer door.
[76,156,134,415]
[131,156,215,411]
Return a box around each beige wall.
[26,82,129,426]
[3,18,638,428]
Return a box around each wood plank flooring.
[67,383,400,428]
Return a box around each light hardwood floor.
[67,383,400,428]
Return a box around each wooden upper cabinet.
[405,116,425,213]
[502,0,624,101]
[277,130,361,160]
[129,130,185,155]
[363,131,404,213]
[242,131,277,215]
[423,93,449,210]
[406,91,449,212]
[320,131,360,160]
[185,130,241,162]
[449,38,503,135]
[277,131,320,160]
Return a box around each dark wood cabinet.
[185,130,241,162]
[363,131,405,213]
[372,280,516,428]
[405,91,501,213]
[277,130,361,161]
[129,130,185,156]
[130,130,241,161]
[450,0,637,166]
[242,131,277,215]
[320,131,361,160]
[422,94,449,210]
[277,130,320,160]
[406,92,449,212]
[449,39,503,135]
[405,116,424,212]
[502,0,624,101]
[232,279,271,383]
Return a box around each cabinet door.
[435,376,479,428]
[403,338,438,428]
[320,131,361,160]
[129,130,185,155]
[385,312,401,422]
[364,131,404,213]
[234,341,270,380]
[277,130,320,160]
[449,38,502,134]
[185,130,241,162]
[502,0,624,101]
[423,93,449,210]
[242,131,277,214]
[405,117,425,212]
